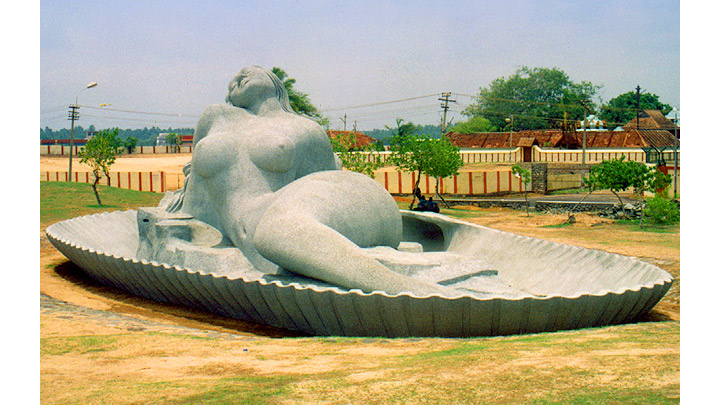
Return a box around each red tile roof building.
[40,139,88,145]
[326,130,377,150]
[446,129,678,149]
[623,110,679,137]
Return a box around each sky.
[39,0,681,132]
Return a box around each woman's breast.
[192,125,297,195]
[192,132,237,179]
[248,131,296,173]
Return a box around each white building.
[579,114,607,131]
[156,133,171,146]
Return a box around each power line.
[323,94,439,112]
[81,104,199,119]
[81,113,197,126]
[42,90,675,131]
[41,105,68,114]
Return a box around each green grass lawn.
[40,182,164,228]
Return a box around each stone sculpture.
[143,66,453,297]
[46,66,673,337]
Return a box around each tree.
[511,164,532,216]
[124,136,138,154]
[165,132,181,152]
[78,128,122,206]
[330,131,382,178]
[447,116,498,133]
[423,136,464,207]
[643,196,679,225]
[388,126,463,209]
[598,90,673,130]
[372,139,386,152]
[463,66,599,131]
[385,118,418,140]
[632,165,672,228]
[272,67,329,128]
[586,157,670,226]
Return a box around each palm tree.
[271,67,328,127]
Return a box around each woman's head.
[226,66,294,113]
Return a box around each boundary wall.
[355,149,522,164]
[322,147,678,165]
[41,169,525,196]
[40,145,194,156]
[41,144,679,167]
[377,169,525,195]
[532,146,679,165]
[41,165,678,196]
[41,171,178,193]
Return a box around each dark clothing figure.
[414,195,439,213]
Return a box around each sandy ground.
[41,154,193,174]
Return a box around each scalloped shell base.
[45,210,672,337]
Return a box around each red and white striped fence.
[40,171,185,193]
[41,169,525,196]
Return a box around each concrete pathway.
[443,192,639,209]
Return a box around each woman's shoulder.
[288,114,327,134]
[200,104,248,120]
[197,104,251,131]
[194,104,251,143]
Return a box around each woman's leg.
[254,211,452,296]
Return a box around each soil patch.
[41,154,192,174]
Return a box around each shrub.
[643,196,679,225]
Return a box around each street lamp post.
[505,115,514,161]
[672,108,678,199]
[68,82,98,181]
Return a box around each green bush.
[643,196,679,225]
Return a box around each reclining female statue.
[165,66,451,297]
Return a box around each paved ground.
[442,192,640,209]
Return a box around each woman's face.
[228,67,274,108]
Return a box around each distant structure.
[156,133,194,147]
[40,138,88,146]
[155,133,171,146]
[40,129,94,146]
[578,114,607,131]
[622,110,680,137]
[327,130,377,150]
[446,129,678,150]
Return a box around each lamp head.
[86,82,98,89]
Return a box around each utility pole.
[635,85,642,128]
[67,105,80,181]
[579,100,588,166]
[582,114,587,166]
[672,109,679,199]
[340,113,347,131]
[438,92,456,136]
[68,82,98,181]
[505,114,514,161]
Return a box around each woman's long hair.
[262,67,295,114]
